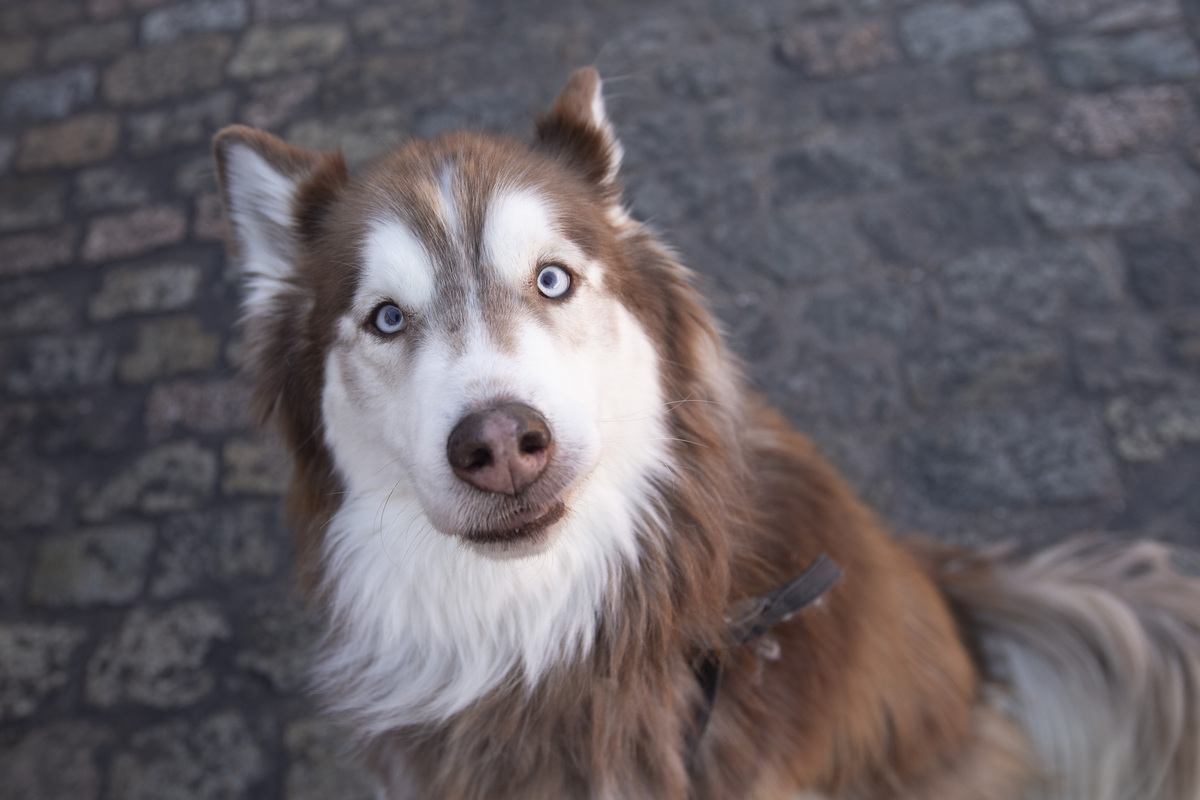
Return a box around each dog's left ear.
[536,68,625,202]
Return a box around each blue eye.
[373,304,406,334]
[537,265,571,298]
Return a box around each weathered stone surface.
[1106,394,1200,461]
[772,131,901,204]
[1166,312,1200,366]
[0,623,85,720]
[806,283,922,343]
[286,106,406,166]
[901,409,1120,509]
[85,602,230,707]
[27,524,155,606]
[1051,86,1187,157]
[970,52,1047,101]
[44,20,133,65]
[777,21,899,77]
[109,711,267,800]
[729,208,873,284]
[0,463,60,530]
[254,0,318,21]
[79,440,217,521]
[223,437,289,495]
[906,110,1043,179]
[0,722,110,800]
[778,351,906,426]
[1073,319,1170,391]
[1022,159,1192,231]
[89,262,203,320]
[0,178,64,233]
[0,39,36,76]
[82,205,187,262]
[145,378,254,440]
[227,23,348,79]
[284,719,375,800]
[127,91,235,155]
[0,228,75,275]
[118,316,222,382]
[236,595,319,692]
[16,113,120,172]
[0,0,84,33]
[1118,229,1200,309]
[102,35,232,106]
[2,65,95,122]
[1049,29,1200,90]
[1023,0,1127,26]
[142,0,247,42]
[938,242,1120,325]
[151,503,280,597]
[240,73,318,129]
[173,155,218,195]
[87,0,171,19]
[899,2,1033,63]
[5,334,115,395]
[905,327,1063,409]
[0,278,70,334]
[75,166,152,211]
[858,180,1028,266]
[193,192,225,240]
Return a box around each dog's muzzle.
[446,403,554,496]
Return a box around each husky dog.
[213,69,1200,799]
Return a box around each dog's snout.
[447,403,553,495]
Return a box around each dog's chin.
[457,500,569,560]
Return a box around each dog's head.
[215,69,705,562]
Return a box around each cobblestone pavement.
[3,0,1200,796]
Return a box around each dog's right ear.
[536,68,625,205]
[212,125,348,315]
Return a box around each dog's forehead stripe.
[363,219,436,308]
[483,190,558,288]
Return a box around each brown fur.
[215,69,1199,799]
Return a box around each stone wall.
[2,0,1199,795]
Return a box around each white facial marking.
[362,219,436,309]
[437,165,460,239]
[483,190,561,288]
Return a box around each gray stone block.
[0,623,85,721]
[1049,29,1200,90]
[773,131,902,205]
[0,178,64,234]
[127,91,236,156]
[1118,229,1200,309]
[80,440,218,521]
[108,711,267,800]
[27,524,155,607]
[1106,394,1200,461]
[901,409,1121,510]
[85,602,231,707]
[938,242,1120,325]
[236,595,320,692]
[5,334,115,396]
[905,109,1043,180]
[899,2,1033,63]
[1022,158,1193,232]
[904,327,1063,410]
[227,24,349,79]
[141,0,247,43]
[151,503,280,598]
[2,65,95,122]
[89,262,203,320]
[0,722,110,800]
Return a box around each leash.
[686,554,843,769]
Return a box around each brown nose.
[446,403,553,495]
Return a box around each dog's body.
[214,69,1200,799]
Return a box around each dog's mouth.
[460,499,568,552]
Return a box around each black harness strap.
[686,554,843,768]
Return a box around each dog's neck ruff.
[312,473,668,734]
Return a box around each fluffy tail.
[936,538,1200,800]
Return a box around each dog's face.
[215,70,668,561]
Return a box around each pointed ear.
[212,125,348,315]
[536,68,624,200]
